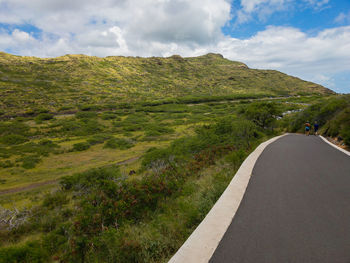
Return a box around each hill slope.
[0,52,333,116]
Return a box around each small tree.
[244,102,281,129]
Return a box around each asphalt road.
[210,134,350,263]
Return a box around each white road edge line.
[168,134,287,263]
[320,136,350,156]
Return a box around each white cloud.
[0,0,231,57]
[235,0,291,24]
[211,26,350,93]
[218,26,350,73]
[11,29,34,42]
[240,0,287,13]
[309,74,335,89]
[303,0,329,10]
[0,0,231,44]
[334,11,350,24]
[0,0,350,92]
[234,0,331,24]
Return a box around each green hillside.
[0,52,333,117]
[0,51,338,263]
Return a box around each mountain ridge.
[0,52,333,117]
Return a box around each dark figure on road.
[305,121,311,136]
[314,121,319,135]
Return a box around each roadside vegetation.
[0,94,315,262]
[282,94,350,147]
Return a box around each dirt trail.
[0,156,140,196]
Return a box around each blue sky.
[0,0,349,93]
[225,0,350,38]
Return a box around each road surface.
[210,134,350,263]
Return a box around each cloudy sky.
[0,0,349,93]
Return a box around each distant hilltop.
[0,52,334,116]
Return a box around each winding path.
[210,134,350,263]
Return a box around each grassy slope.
[284,94,350,146]
[0,52,333,117]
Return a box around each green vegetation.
[0,134,28,145]
[72,142,91,152]
[0,52,332,118]
[0,113,276,262]
[104,138,134,149]
[283,94,350,146]
[0,51,339,262]
[35,113,54,123]
[244,101,282,129]
[0,96,307,262]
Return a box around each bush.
[87,134,113,145]
[75,111,97,119]
[72,142,90,151]
[141,147,173,169]
[58,105,74,111]
[104,138,133,150]
[0,241,49,263]
[35,113,54,123]
[9,140,60,158]
[142,118,258,169]
[101,112,119,120]
[144,125,174,137]
[58,119,103,136]
[42,191,69,210]
[78,104,102,111]
[0,160,14,168]
[341,127,350,146]
[0,134,28,145]
[19,155,41,169]
[0,121,30,136]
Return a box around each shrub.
[0,241,49,263]
[72,142,90,151]
[78,104,102,111]
[142,118,258,169]
[341,127,350,146]
[38,139,55,147]
[104,138,133,150]
[35,113,54,123]
[42,191,69,210]
[101,112,118,120]
[75,111,97,119]
[87,134,113,145]
[58,105,74,111]
[58,119,102,136]
[35,108,50,114]
[141,147,173,169]
[144,125,174,137]
[19,155,41,169]
[0,121,30,136]
[9,140,60,158]
[0,134,28,145]
[0,160,14,168]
